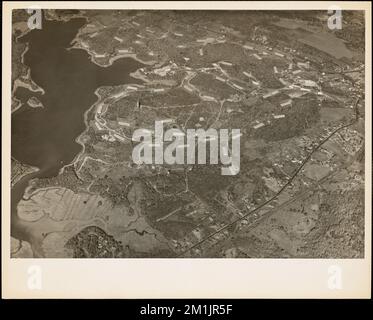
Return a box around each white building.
[253,123,265,129]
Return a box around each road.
[177,97,360,257]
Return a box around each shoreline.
[11,158,40,187]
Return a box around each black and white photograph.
[2,1,371,300]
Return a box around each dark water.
[11,16,144,251]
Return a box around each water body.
[298,33,353,60]
[11,16,144,254]
[272,18,353,59]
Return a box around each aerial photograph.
[11,9,365,258]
